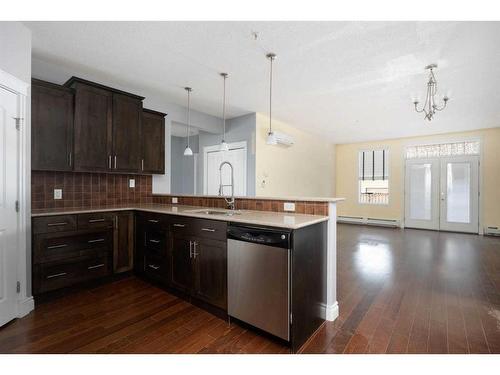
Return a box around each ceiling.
[25,21,500,143]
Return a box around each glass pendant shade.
[184,146,193,156]
[220,140,229,152]
[266,131,277,145]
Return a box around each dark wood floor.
[1,224,499,354]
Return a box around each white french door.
[439,156,479,233]
[0,86,20,326]
[404,155,479,233]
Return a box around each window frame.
[357,147,390,206]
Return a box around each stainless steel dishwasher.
[227,224,291,341]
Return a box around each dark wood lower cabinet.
[193,238,227,310]
[170,236,193,293]
[113,211,134,273]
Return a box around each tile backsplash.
[31,171,152,210]
[31,171,329,216]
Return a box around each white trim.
[0,69,29,96]
[324,301,339,321]
[17,297,34,318]
[0,70,33,321]
[325,202,339,322]
[203,141,247,196]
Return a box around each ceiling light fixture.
[220,73,229,152]
[266,53,277,145]
[413,64,449,121]
[183,87,193,156]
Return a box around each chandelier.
[413,64,449,121]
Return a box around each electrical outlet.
[284,202,296,212]
[54,189,63,200]
[172,197,178,204]
[129,179,135,188]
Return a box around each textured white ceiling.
[25,21,500,143]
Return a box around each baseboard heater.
[338,215,400,228]
[484,226,500,236]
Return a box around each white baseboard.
[322,301,339,322]
[17,296,34,318]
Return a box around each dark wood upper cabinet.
[141,109,166,174]
[112,94,143,173]
[31,79,74,171]
[71,82,113,172]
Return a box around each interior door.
[0,87,19,326]
[439,156,479,233]
[404,158,440,230]
[205,146,247,196]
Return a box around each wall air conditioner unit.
[484,226,500,236]
[274,131,294,146]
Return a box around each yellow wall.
[255,113,336,198]
[336,127,500,228]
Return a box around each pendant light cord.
[269,55,273,134]
[222,74,227,141]
[186,88,191,148]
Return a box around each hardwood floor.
[1,224,499,354]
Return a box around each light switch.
[54,189,63,200]
[129,179,135,188]
[172,197,178,204]
[284,202,296,212]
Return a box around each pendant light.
[220,73,229,152]
[266,53,277,145]
[183,87,193,156]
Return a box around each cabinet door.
[141,110,165,174]
[112,94,142,173]
[193,238,227,310]
[31,80,74,171]
[73,83,113,172]
[113,212,134,273]
[170,236,193,293]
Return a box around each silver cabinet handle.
[141,158,144,171]
[47,222,68,227]
[88,218,105,223]
[108,155,112,169]
[68,152,72,167]
[201,228,216,232]
[148,264,160,270]
[47,244,68,250]
[148,219,159,223]
[192,241,199,259]
[114,215,118,230]
[88,263,105,270]
[189,240,193,258]
[114,155,117,169]
[173,223,185,228]
[47,272,67,279]
[88,238,105,244]
[149,239,161,244]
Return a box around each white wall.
[0,22,32,296]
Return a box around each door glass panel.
[409,164,432,220]
[446,163,471,223]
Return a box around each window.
[405,141,479,159]
[359,149,389,204]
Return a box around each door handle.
[114,155,117,169]
[141,159,144,171]
[108,155,112,169]
[189,240,193,258]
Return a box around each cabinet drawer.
[36,261,81,293]
[33,215,77,234]
[137,212,169,230]
[80,256,111,281]
[34,230,112,264]
[144,231,167,257]
[143,255,167,282]
[193,219,227,241]
[78,212,115,230]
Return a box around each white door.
[205,143,247,196]
[0,87,19,327]
[439,156,479,233]
[404,158,440,230]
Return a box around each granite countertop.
[31,204,329,230]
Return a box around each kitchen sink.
[188,209,242,216]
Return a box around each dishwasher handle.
[227,225,290,249]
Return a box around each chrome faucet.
[219,161,235,210]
